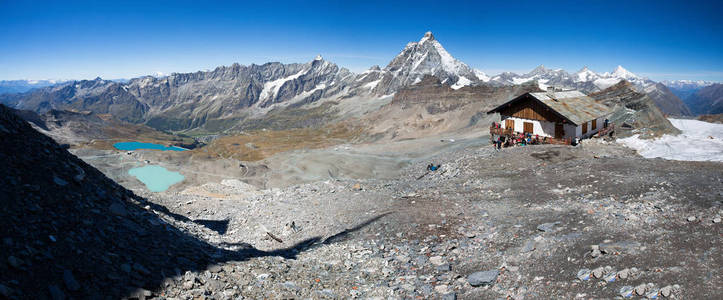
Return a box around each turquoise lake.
[114,141,187,151]
[128,165,185,192]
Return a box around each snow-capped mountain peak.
[529,65,547,74]
[474,69,490,82]
[575,66,600,82]
[314,54,323,61]
[419,31,435,43]
[372,32,484,93]
[612,65,638,80]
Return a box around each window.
[505,119,514,131]
[592,119,597,130]
[523,122,533,134]
[582,122,588,134]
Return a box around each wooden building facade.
[487,90,611,140]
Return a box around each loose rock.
[619,286,634,298]
[467,270,499,287]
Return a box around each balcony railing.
[490,125,572,145]
[595,123,615,138]
[489,126,513,136]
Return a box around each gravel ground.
[128,139,722,299]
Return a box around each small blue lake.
[114,141,187,151]
[128,165,185,192]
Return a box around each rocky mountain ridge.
[589,81,680,138]
[489,65,692,116]
[358,32,489,96]
[0,32,699,132]
[684,83,723,115]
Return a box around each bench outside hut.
[487,89,612,145]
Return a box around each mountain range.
[683,83,723,115]
[486,65,693,116]
[0,32,709,133]
[0,79,67,95]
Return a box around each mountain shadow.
[0,104,388,299]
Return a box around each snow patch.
[618,119,723,162]
[451,76,472,89]
[512,76,535,85]
[474,69,490,82]
[612,65,638,80]
[363,79,381,90]
[575,67,599,82]
[593,78,622,90]
[298,83,326,98]
[260,70,306,101]
[537,79,550,91]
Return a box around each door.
[591,119,597,130]
[505,119,514,131]
[582,123,588,134]
[523,122,533,134]
[555,123,564,139]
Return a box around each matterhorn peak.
[531,64,547,72]
[420,31,435,43]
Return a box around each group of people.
[493,132,545,150]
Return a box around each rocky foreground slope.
[0,104,252,299]
[2,102,722,299]
[138,138,721,299]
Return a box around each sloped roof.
[488,90,611,125]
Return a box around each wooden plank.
[499,96,563,123]
[523,122,533,134]
[505,119,514,131]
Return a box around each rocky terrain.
[132,137,721,300]
[2,28,721,300]
[0,104,233,299]
[590,81,681,138]
[363,77,540,141]
[697,113,723,124]
[9,107,187,147]
[3,102,721,299]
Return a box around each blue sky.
[1,0,722,81]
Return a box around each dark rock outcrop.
[644,82,692,116]
[0,104,243,298]
[590,81,680,138]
